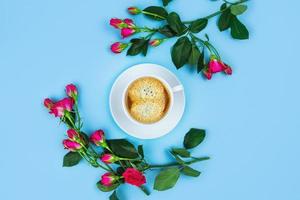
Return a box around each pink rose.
[100,154,119,164]
[44,98,54,110]
[66,84,78,99]
[128,7,141,15]
[121,28,135,38]
[100,173,118,186]
[149,39,164,47]
[208,57,224,73]
[90,130,106,146]
[110,18,125,29]
[50,98,74,117]
[203,69,212,80]
[122,168,146,187]
[222,63,233,75]
[123,18,135,28]
[110,42,128,53]
[67,129,79,140]
[63,139,81,151]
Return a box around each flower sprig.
[44,84,209,200]
[109,0,250,80]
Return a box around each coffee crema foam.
[125,77,170,124]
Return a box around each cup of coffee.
[122,76,183,125]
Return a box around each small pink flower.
[63,139,81,151]
[222,63,233,75]
[149,39,164,47]
[90,130,106,146]
[67,129,79,140]
[50,98,74,117]
[123,18,135,28]
[121,28,135,38]
[111,42,128,53]
[100,154,119,164]
[208,57,224,73]
[100,173,118,186]
[203,69,212,80]
[110,18,125,29]
[66,84,78,99]
[128,7,141,15]
[44,98,54,110]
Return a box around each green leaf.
[109,191,119,200]
[171,36,192,69]
[143,6,168,21]
[167,12,187,36]
[138,145,144,158]
[154,168,180,191]
[162,0,172,6]
[127,39,149,56]
[97,182,120,192]
[188,45,201,66]
[220,3,227,11]
[170,151,185,164]
[218,9,233,31]
[189,18,208,33]
[139,185,150,196]
[172,148,191,158]
[230,16,249,39]
[197,50,205,73]
[183,128,206,149]
[181,166,201,177]
[230,4,247,15]
[63,151,82,167]
[158,25,176,38]
[107,139,139,159]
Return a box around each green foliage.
[230,16,249,39]
[172,148,191,158]
[167,12,188,36]
[189,18,208,33]
[127,39,149,56]
[106,139,139,159]
[158,25,176,38]
[154,168,181,191]
[184,128,206,149]
[109,191,119,200]
[143,6,168,21]
[231,4,247,15]
[162,0,172,7]
[181,166,201,177]
[97,182,120,192]
[63,151,82,167]
[171,36,192,69]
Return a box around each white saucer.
[109,63,185,139]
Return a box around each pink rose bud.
[149,39,164,47]
[121,28,136,38]
[63,139,82,151]
[203,69,212,80]
[67,129,79,140]
[50,98,74,117]
[208,56,224,73]
[111,42,128,53]
[66,84,78,100]
[90,130,106,146]
[222,63,233,75]
[100,154,119,164]
[123,18,135,28]
[44,98,54,110]
[128,7,141,15]
[110,18,125,29]
[100,173,118,186]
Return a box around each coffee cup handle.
[172,85,184,93]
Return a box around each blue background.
[1,0,299,199]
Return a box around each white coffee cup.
[122,75,183,125]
